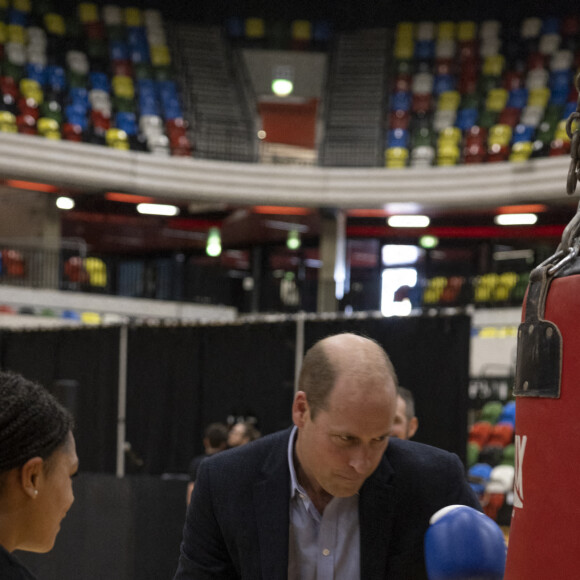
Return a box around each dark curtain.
[303,315,471,462]
[125,325,205,475]
[200,321,296,437]
[0,327,120,472]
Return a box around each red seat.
[393,73,412,92]
[412,93,433,114]
[389,109,411,129]
[502,71,524,91]
[435,58,455,75]
[63,122,84,142]
[111,60,134,77]
[527,52,547,70]
[497,107,521,127]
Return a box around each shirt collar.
[287,425,304,499]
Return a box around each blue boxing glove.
[424,505,506,580]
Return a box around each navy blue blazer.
[174,428,480,579]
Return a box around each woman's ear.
[19,457,44,499]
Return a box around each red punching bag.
[505,81,580,578]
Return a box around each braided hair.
[0,371,73,474]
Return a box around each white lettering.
[513,434,527,509]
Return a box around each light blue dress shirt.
[287,426,361,580]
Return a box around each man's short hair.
[204,423,228,448]
[298,333,398,420]
[397,386,416,420]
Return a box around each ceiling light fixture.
[387,215,430,228]
[494,213,538,226]
[287,230,301,250]
[56,196,75,210]
[136,203,180,216]
[206,227,222,257]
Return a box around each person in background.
[0,371,78,580]
[391,386,419,440]
[186,422,228,505]
[227,420,261,449]
[174,333,479,579]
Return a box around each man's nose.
[349,447,373,474]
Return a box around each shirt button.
[322,549,330,556]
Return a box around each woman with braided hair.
[0,371,78,579]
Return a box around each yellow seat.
[19,78,42,97]
[395,22,414,41]
[150,44,171,67]
[422,287,441,304]
[125,7,143,27]
[385,147,409,168]
[457,21,476,41]
[488,124,512,146]
[437,126,462,146]
[81,312,101,325]
[44,13,66,36]
[437,90,461,111]
[0,22,6,44]
[482,54,505,76]
[84,257,107,287]
[245,17,265,39]
[111,75,135,99]
[527,87,550,108]
[106,128,130,150]
[37,117,60,139]
[13,0,31,11]
[485,88,508,112]
[78,2,99,23]
[0,111,18,133]
[291,20,312,41]
[8,24,26,44]
[437,21,456,40]
[437,143,460,166]
[509,141,533,162]
[394,40,414,59]
[554,120,571,141]
[499,272,518,288]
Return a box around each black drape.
[200,321,296,436]
[0,327,120,472]
[125,325,205,474]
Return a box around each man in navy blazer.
[174,333,480,579]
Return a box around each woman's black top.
[0,545,37,580]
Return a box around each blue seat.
[90,72,110,92]
[139,97,160,116]
[8,9,28,26]
[313,20,332,45]
[512,124,535,143]
[110,41,129,61]
[130,46,150,64]
[127,26,148,48]
[69,87,89,107]
[415,40,435,60]
[433,74,455,95]
[387,128,410,148]
[390,91,412,112]
[541,17,561,34]
[46,65,66,92]
[563,101,577,119]
[163,102,183,120]
[456,108,479,131]
[225,16,245,39]
[550,70,572,90]
[116,112,138,136]
[507,88,528,109]
[25,63,47,86]
[549,86,569,106]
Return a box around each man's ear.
[408,417,419,439]
[19,457,44,499]
[292,391,309,428]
